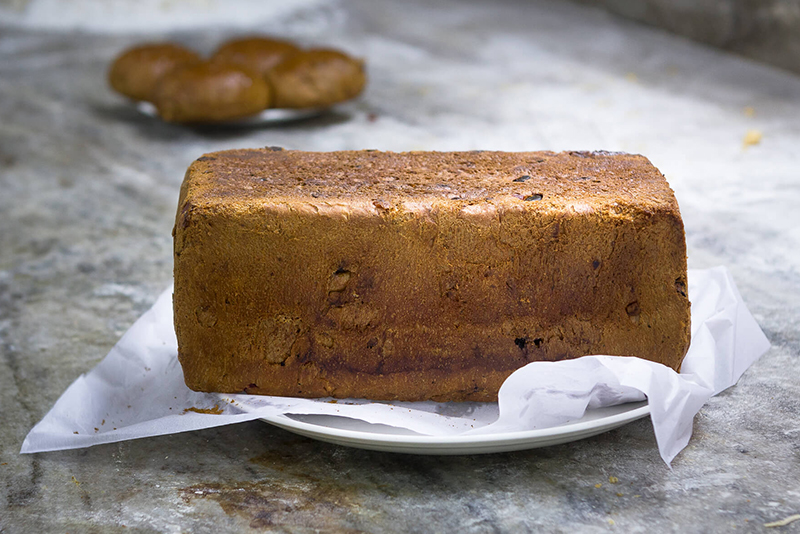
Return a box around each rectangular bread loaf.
[173,149,690,401]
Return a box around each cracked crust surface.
[173,149,690,401]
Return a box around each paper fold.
[21,267,770,465]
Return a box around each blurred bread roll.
[108,43,201,102]
[267,49,366,109]
[154,62,270,123]
[211,36,300,78]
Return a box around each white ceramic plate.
[260,401,649,455]
[136,101,325,125]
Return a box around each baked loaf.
[173,149,691,401]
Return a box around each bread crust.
[211,37,300,79]
[266,49,366,109]
[174,149,691,401]
[154,62,270,123]
[108,43,201,102]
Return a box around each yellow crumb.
[71,476,80,487]
[183,404,223,415]
[765,514,800,528]
[616,493,624,497]
[595,483,603,488]
[608,519,615,526]
[609,476,619,484]
[742,129,763,148]
[743,106,755,117]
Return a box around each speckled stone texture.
[1,0,799,532]
[572,0,800,76]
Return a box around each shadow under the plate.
[89,99,356,140]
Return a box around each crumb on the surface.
[764,514,800,528]
[743,129,763,148]
[609,476,619,484]
[184,404,223,415]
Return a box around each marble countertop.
[2,0,799,531]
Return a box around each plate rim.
[258,400,650,452]
[134,100,327,125]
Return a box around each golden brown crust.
[154,62,270,123]
[108,43,202,102]
[266,49,366,109]
[109,39,365,116]
[174,149,691,401]
[211,36,300,79]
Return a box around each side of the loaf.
[173,150,690,402]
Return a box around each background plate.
[136,101,325,125]
[260,401,650,455]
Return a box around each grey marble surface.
[2,0,799,532]
[572,0,800,76]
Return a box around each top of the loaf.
[180,149,679,215]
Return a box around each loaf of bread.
[173,149,690,402]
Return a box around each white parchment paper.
[21,267,770,464]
